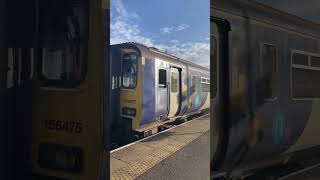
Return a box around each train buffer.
[110,114,210,180]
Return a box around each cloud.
[110,0,209,67]
[160,27,174,34]
[110,20,155,47]
[111,0,128,18]
[176,24,191,31]
[165,41,210,68]
[160,24,191,34]
[170,39,180,44]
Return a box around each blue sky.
[110,0,210,68]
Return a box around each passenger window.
[201,77,207,83]
[201,77,210,92]
[171,72,178,93]
[159,69,167,88]
[261,44,277,99]
[311,56,320,67]
[39,0,89,87]
[292,68,320,99]
[211,36,217,97]
[292,53,309,66]
[292,52,320,99]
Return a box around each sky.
[255,0,320,23]
[110,0,210,68]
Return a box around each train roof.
[111,42,210,72]
[211,0,320,39]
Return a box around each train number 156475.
[44,120,83,134]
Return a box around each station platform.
[110,114,210,180]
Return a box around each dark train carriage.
[2,0,110,179]
[111,42,210,137]
[211,0,320,178]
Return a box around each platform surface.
[110,115,210,180]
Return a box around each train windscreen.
[122,53,138,89]
[39,0,89,87]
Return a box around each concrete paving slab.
[110,115,210,180]
[137,132,210,180]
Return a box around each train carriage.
[211,0,320,178]
[111,43,210,139]
[3,0,110,179]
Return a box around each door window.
[158,69,167,88]
[261,44,277,99]
[171,72,178,93]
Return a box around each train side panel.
[140,57,156,125]
[185,68,209,115]
[283,33,320,153]
[212,1,320,173]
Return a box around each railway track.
[111,113,210,153]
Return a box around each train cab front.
[120,52,142,136]
[110,45,143,144]
[12,0,111,180]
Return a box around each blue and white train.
[110,42,210,137]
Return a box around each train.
[110,42,210,142]
[2,0,110,179]
[211,0,320,178]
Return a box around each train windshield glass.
[39,0,89,87]
[122,53,138,89]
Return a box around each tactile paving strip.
[111,116,210,180]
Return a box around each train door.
[210,17,231,170]
[168,67,181,118]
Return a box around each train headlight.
[39,144,83,172]
[122,107,136,116]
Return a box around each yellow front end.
[31,0,109,179]
[120,56,143,130]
